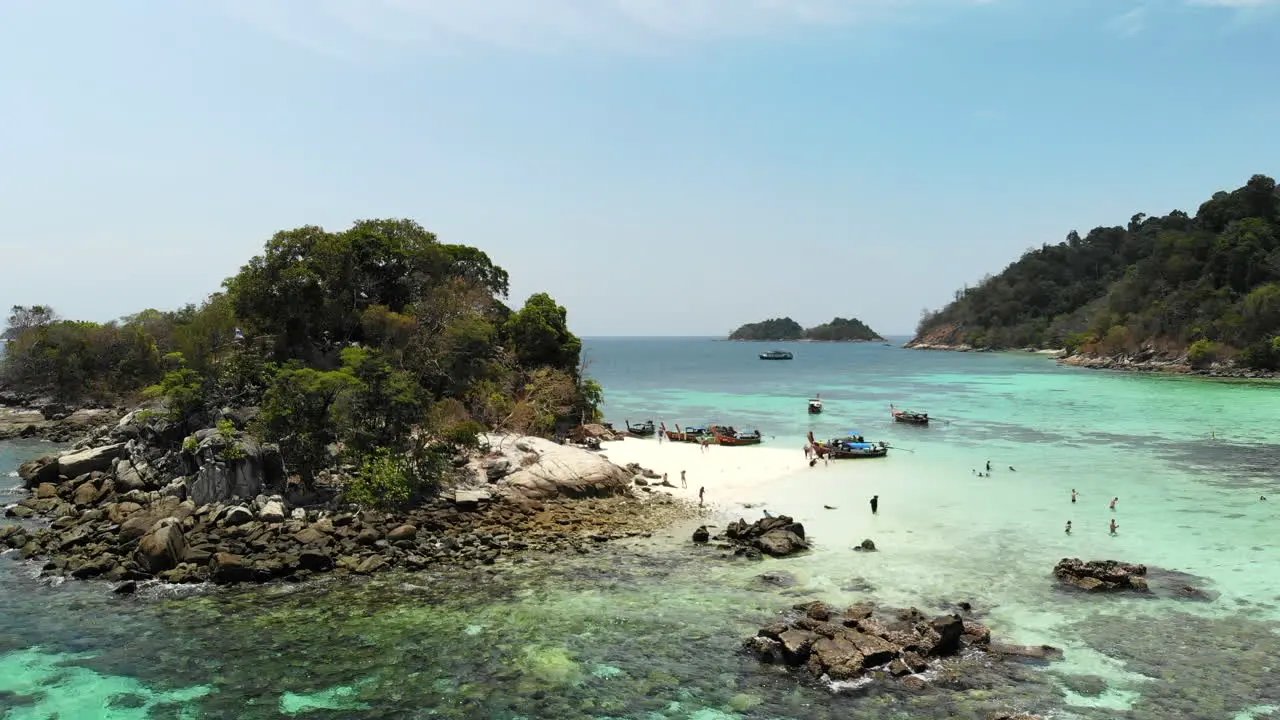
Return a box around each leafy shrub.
[346,448,418,508]
[1186,339,1221,368]
[1236,336,1280,371]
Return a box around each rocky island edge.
[907,173,1280,380]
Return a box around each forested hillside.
[729,316,883,342]
[913,174,1280,369]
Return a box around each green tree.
[258,366,356,482]
[503,293,582,373]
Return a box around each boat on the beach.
[809,430,888,459]
[807,395,824,414]
[665,423,713,443]
[625,419,656,437]
[759,349,793,360]
[709,424,763,446]
[890,403,929,425]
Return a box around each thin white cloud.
[217,0,994,57]
[1106,6,1148,36]
[218,0,1274,57]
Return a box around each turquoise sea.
[3,338,1280,719]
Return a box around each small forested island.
[729,316,884,342]
[911,174,1280,375]
[0,219,699,587]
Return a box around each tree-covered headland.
[914,174,1280,370]
[729,316,883,342]
[2,219,602,505]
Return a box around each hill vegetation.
[1,219,602,505]
[729,316,883,342]
[913,174,1280,370]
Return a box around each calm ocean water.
[2,338,1279,719]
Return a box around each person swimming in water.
[1110,497,1118,511]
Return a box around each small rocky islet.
[2,410,695,589]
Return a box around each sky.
[1,0,1277,337]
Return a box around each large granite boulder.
[135,523,188,574]
[56,443,125,480]
[716,515,810,558]
[475,435,632,502]
[183,431,285,506]
[1053,558,1149,593]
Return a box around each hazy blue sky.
[1,1,1277,336]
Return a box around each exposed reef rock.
[1053,558,1149,593]
[709,515,809,559]
[744,600,1061,686]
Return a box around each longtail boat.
[808,394,824,414]
[759,349,793,360]
[625,419,656,437]
[890,403,929,425]
[709,424,763,446]
[808,431,888,459]
[666,423,713,443]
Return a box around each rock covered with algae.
[1053,558,1149,593]
[744,600,1062,687]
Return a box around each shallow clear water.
[3,339,1280,718]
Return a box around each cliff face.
[904,322,970,350]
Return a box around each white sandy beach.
[598,437,808,510]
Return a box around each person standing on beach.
[1109,518,1119,535]
[662,473,668,487]
[1110,497,1118,511]
[1071,489,1078,504]
[680,470,686,489]
[699,486,705,507]
[870,495,879,514]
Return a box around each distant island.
[909,173,1280,376]
[728,316,885,342]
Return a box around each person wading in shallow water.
[870,495,879,514]
[698,487,705,507]
[1071,489,1079,503]
[681,470,687,489]
[1109,518,1119,535]
[1110,497,1118,511]
[1065,521,1072,534]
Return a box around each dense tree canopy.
[915,174,1280,368]
[1,219,598,506]
[728,316,883,342]
[804,317,884,342]
[728,318,804,341]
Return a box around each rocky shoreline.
[1,407,700,590]
[901,343,1278,380]
[0,391,124,443]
